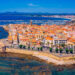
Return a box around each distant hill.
[0,12,75,16]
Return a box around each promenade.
[0,48,75,65]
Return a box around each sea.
[0,56,75,75]
[0,27,8,39]
[0,15,70,25]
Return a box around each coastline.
[0,24,75,66]
[0,48,75,66]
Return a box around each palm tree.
[19,45,23,49]
[56,48,59,53]
[65,48,69,54]
[49,48,52,53]
[70,48,73,54]
[40,47,43,51]
[37,47,40,51]
[59,48,63,53]
[23,45,26,49]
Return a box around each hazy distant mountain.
[0,12,75,16]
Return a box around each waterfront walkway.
[0,48,75,65]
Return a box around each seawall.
[0,48,75,65]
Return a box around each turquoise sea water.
[0,57,75,75]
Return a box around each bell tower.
[30,20,32,26]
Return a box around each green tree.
[70,48,73,54]
[40,47,43,51]
[37,47,40,51]
[56,48,59,53]
[19,45,23,49]
[23,45,26,49]
[65,48,69,54]
[59,48,63,53]
[49,48,52,52]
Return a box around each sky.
[0,0,75,13]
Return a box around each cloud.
[28,3,38,6]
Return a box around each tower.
[30,20,32,26]
[17,32,19,45]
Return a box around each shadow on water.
[0,27,8,39]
